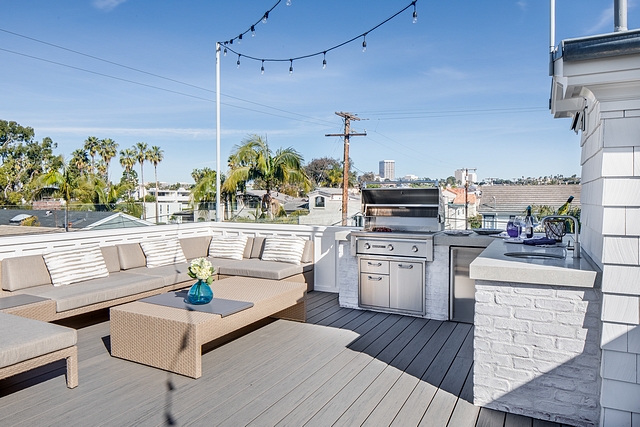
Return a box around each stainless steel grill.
[350,187,442,316]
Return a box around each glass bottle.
[525,206,534,238]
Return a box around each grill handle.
[367,261,383,267]
[367,275,383,281]
[397,264,414,269]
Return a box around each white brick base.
[474,280,602,427]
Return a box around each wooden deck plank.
[446,366,480,427]
[0,291,556,427]
[505,412,533,427]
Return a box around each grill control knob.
[387,244,394,251]
[412,245,419,252]
[364,243,371,250]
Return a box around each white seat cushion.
[261,236,306,265]
[208,235,248,260]
[140,239,187,268]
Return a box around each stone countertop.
[469,238,600,288]
[433,232,495,247]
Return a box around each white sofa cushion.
[140,239,187,268]
[43,245,109,287]
[209,235,248,260]
[261,236,306,265]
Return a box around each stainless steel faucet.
[541,215,581,258]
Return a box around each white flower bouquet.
[187,257,215,285]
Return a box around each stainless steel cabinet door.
[389,261,424,313]
[359,273,390,308]
[450,246,484,324]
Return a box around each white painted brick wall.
[474,280,601,426]
[337,241,359,309]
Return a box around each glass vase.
[187,279,213,305]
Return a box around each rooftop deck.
[0,292,571,427]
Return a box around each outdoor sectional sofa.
[0,234,314,322]
[0,234,312,389]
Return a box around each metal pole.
[549,0,555,53]
[215,42,222,222]
[614,0,628,32]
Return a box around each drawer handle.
[367,262,382,267]
[367,276,383,281]
[397,264,414,269]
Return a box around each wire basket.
[545,219,566,242]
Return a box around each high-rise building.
[379,160,395,180]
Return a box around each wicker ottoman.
[109,277,306,378]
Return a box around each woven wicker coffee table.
[110,277,306,378]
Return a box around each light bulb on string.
[237,55,241,68]
[412,3,417,23]
[362,35,367,52]
[289,59,293,75]
[261,60,265,75]
[223,47,227,56]
[322,52,327,69]
[262,11,269,24]
[251,25,255,37]
[238,33,242,44]
[286,0,291,5]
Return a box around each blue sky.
[2,0,637,184]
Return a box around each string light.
[286,0,292,5]
[219,0,284,47]
[223,47,227,56]
[238,33,242,43]
[251,25,256,37]
[261,60,265,74]
[221,0,418,74]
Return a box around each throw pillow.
[140,238,187,268]
[44,244,110,286]
[209,235,248,260]
[261,236,306,265]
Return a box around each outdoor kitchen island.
[469,239,601,427]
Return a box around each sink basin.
[503,252,565,259]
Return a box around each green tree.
[148,145,164,224]
[190,169,224,220]
[135,142,150,220]
[119,148,137,199]
[99,138,118,184]
[36,156,76,231]
[83,136,100,175]
[223,134,311,195]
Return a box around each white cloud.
[426,66,467,80]
[92,0,127,12]
[585,6,613,34]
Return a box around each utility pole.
[325,112,367,226]
[463,167,477,229]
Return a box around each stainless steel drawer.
[359,273,390,308]
[359,258,390,274]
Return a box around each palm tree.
[70,149,89,176]
[148,145,164,224]
[36,156,76,231]
[135,142,150,220]
[119,148,137,198]
[190,169,218,220]
[83,136,100,175]
[223,134,311,197]
[99,138,118,184]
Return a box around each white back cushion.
[261,236,306,265]
[209,235,248,260]
[140,238,187,268]
[44,245,109,286]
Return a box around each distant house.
[476,185,581,229]
[0,209,153,232]
[298,188,361,226]
[442,188,478,230]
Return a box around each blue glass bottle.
[187,280,213,305]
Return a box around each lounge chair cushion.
[117,243,147,270]
[101,246,121,273]
[0,312,77,368]
[20,272,165,312]
[127,263,192,287]
[209,235,248,260]
[261,236,306,265]
[140,239,187,268]
[206,257,243,272]
[301,240,314,263]
[43,245,110,286]
[244,237,254,259]
[1,255,52,291]
[217,259,312,280]
[180,236,212,260]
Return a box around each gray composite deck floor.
[0,291,573,427]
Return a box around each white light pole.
[215,42,222,222]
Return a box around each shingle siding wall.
[474,280,602,426]
[583,104,640,426]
